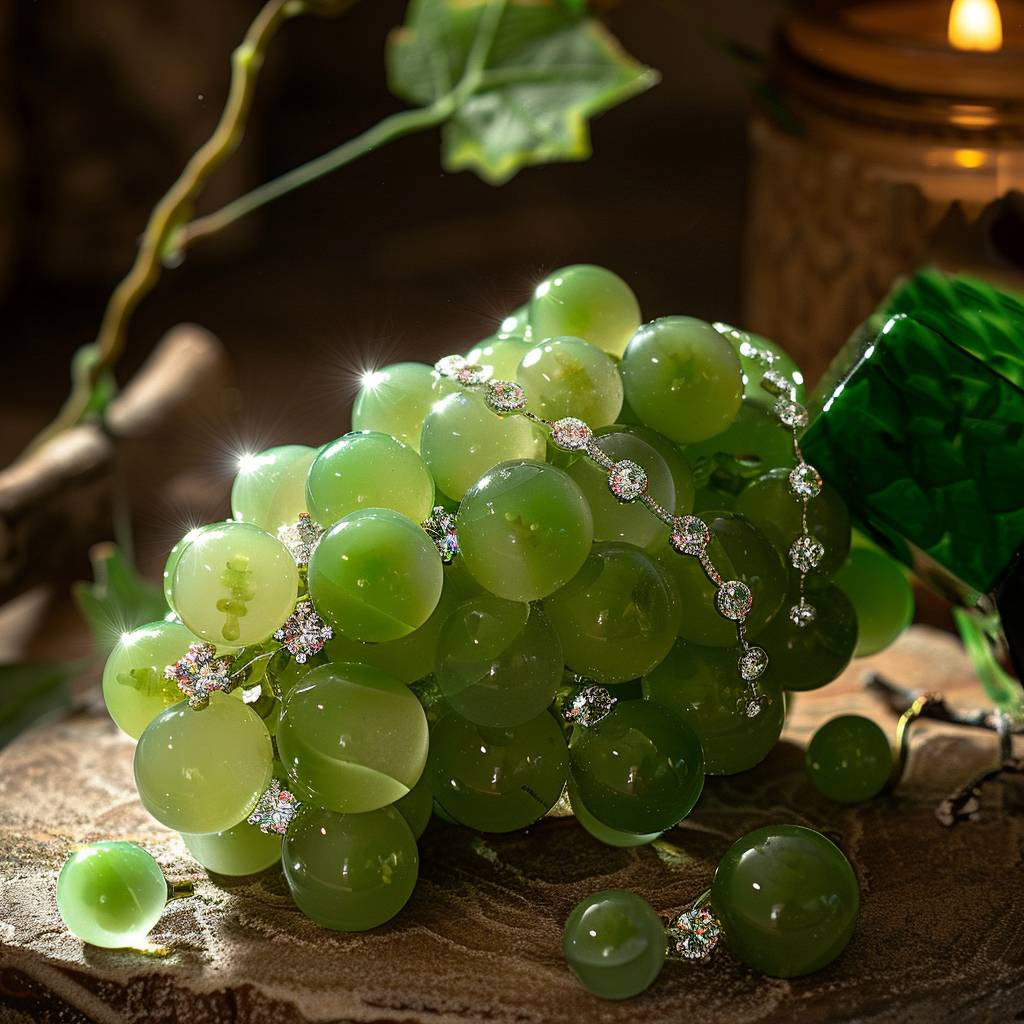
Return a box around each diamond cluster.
[667,905,722,962]
[165,642,234,709]
[273,599,333,664]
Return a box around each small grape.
[834,546,914,656]
[496,304,533,341]
[683,402,796,484]
[231,445,316,534]
[806,715,892,803]
[352,362,437,451]
[713,322,805,408]
[568,781,662,848]
[182,821,282,876]
[517,336,623,427]
[466,334,533,379]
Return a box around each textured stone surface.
[1,626,1023,1023]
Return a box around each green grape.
[711,824,859,978]
[466,334,534,379]
[134,692,273,834]
[713,322,805,409]
[656,511,786,646]
[517,336,623,427]
[497,304,533,341]
[621,317,743,444]
[57,841,168,948]
[352,362,437,451]
[735,468,851,577]
[569,699,704,834]
[282,804,418,931]
[806,714,892,803]
[457,460,593,602]
[420,391,546,500]
[545,544,681,683]
[642,640,784,775]
[394,768,434,839]
[609,424,695,514]
[162,526,207,612]
[568,781,661,848]
[562,889,666,999]
[567,432,675,550]
[759,582,857,692]
[182,821,282,876]
[429,709,568,832]
[170,521,298,646]
[102,620,197,739]
[683,402,796,484]
[692,484,736,513]
[231,445,316,534]
[834,547,914,657]
[277,662,428,813]
[308,508,443,642]
[529,265,641,358]
[306,430,435,527]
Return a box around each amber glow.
[948,0,1004,51]
[953,148,988,168]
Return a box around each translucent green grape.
[102,620,197,739]
[182,822,282,876]
[641,640,784,774]
[134,692,273,834]
[683,402,796,484]
[420,391,546,500]
[307,508,443,642]
[277,662,428,813]
[352,362,437,451]
[170,521,298,646]
[57,841,168,948]
[545,544,681,683]
[306,430,435,527]
[834,546,914,657]
[393,768,434,839]
[563,890,666,999]
[497,304,533,341]
[568,781,662,848]
[806,715,892,803]
[569,699,704,834]
[713,322,805,409]
[282,804,418,932]
[529,265,641,358]
[162,526,207,613]
[457,460,593,602]
[621,316,743,444]
[656,511,787,646]
[429,709,568,832]
[436,596,562,726]
[231,445,316,534]
[517,336,623,427]
[466,334,534,379]
[609,424,695,514]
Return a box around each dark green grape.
[569,699,704,833]
[517,336,623,427]
[568,780,662,848]
[642,640,784,775]
[834,546,914,656]
[682,402,796,484]
[545,544,681,683]
[711,824,859,977]
[713,322,805,408]
[393,768,434,839]
[806,714,892,803]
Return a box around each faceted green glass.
[282,804,419,931]
[545,543,681,683]
[711,824,859,978]
[134,692,273,834]
[231,445,316,534]
[352,362,437,451]
[182,821,282,876]
[834,546,914,657]
[568,781,661,848]
[307,508,443,642]
[277,662,428,813]
[562,890,666,999]
[806,714,892,803]
[57,841,167,948]
[466,335,534,379]
[394,768,434,839]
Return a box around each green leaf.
[71,344,118,420]
[388,0,658,185]
[0,661,80,747]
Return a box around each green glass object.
[277,662,428,813]
[621,316,743,444]
[806,714,892,803]
[231,445,316,534]
[394,768,434,839]
[517,336,623,427]
[429,709,568,832]
[306,430,435,527]
[282,804,418,931]
[466,334,534,379]
[711,824,859,978]
[610,424,695,515]
[568,781,661,848]
[352,362,437,451]
[182,822,282,876]
[642,640,784,775]
[562,889,666,999]
[529,265,642,358]
[713,322,805,409]
[545,543,681,683]
[569,699,704,834]
[57,841,168,948]
[102,620,197,739]
[170,521,298,646]
[134,692,273,834]
[834,547,914,657]
[457,460,593,602]
[307,508,443,642]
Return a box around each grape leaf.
[387,0,659,185]
[0,661,80,748]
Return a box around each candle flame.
[948,0,1003,51]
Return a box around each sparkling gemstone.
[667,906,722,962]
[550,417,594,452]
[454,362,490,386]
[744,698,764,718]
[789,535,826,573]
[421,506,460,563]
[433,354,467,378]
[607,460,648,502]
[716,580,753,621]
[273,599,334,664]
[563,685,617,728]
[277,512,324,568]
[485,379,528,414]
[248,778,300,835]
[790,601,817,627]
[738,646,768,681]
[774,397,809,429]
[759,369,793,398]
[789,463,823,498]
[669,514,711,557]
[164,642,233,709]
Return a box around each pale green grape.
[420,391,546,500]
[497,304,533,341]
[306,430,435,527]
[834,547,914,656]
[713,322,805,409]
[394,769,434,839]
[466,335,534,379]
[182,821,281,876]
[231,445,316,534]
[352,362,437,451]
[163,526,208,612]
[621,316,743,443]
[568,781,662,848]
[610,424,695,514]
[517,336,623,427]
[308,508,443,642]
[134,692,273,834]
